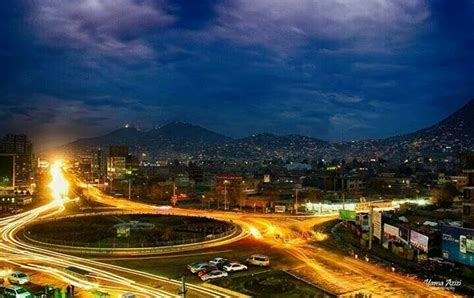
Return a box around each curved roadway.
[2,165,458,297]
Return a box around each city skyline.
[1,1,474,297]
[1,0,474,148]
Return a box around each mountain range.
[61,99,474,160]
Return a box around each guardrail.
[21,226,242,255]
[19,211,243,255]
[23,226,236,248]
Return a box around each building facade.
[0,134,33,190]
[461,152,474,228]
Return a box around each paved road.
[70,173,456,297]
[3,164,457,297]
[0,162,240,298]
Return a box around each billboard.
[0,154,15,189]
[373,211,382,239]
[355,201,393,212]
[384,223,400,240]
[442,225,474,267]
[275,205,286,213]
[410,230,429,253]
[339,209,356,221]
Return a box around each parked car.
[197,266,218,278]
[222,262,248,272]
[208,258,230,266]
[247,254,270,267]
[200,270,228,281]
[8,272,30,285]
[187,262,211,274]
[1,285,32,298]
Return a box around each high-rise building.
[461,152,474,228]
[107,145,129,180]
[77,154,93,182]
[0,154,15,190]
[0,134,33,189]
[95,148,107,184]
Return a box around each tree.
[433,183,459,208]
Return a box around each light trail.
[76,183,455,297]
[1,164,456,297]
[0,161,234,298]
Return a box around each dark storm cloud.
[1,0,474,147]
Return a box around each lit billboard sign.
[410,230,429,253]
[442,225,474,267]
[383,223,399,240]
[0,154,14,189]
[339,209,356,221]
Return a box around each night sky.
[1,0,473,148]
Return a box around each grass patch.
[211,270,331,298]
[27,214,232,247]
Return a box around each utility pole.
[128,179,131,200]
[178,275,187,298]
[368,205,374,250]
[294,188,299,214]
[224,183,227,210]
[223,180,229,211]
[342,193,345,210]
[173,180,176,197]
[128,170,132,200]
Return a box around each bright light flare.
[0,268,12,277]
[48,160,69,204]
[313,231,328,241]
[249,226,262,239]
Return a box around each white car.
[200,270,228,281]
[8,272,30,285]
[2,285,31,298]
[209,258,229,266]
[187,262,211,274]
[247,254,270,267]
[222,262,248,272]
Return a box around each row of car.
[187,254,270,281]
[0,270,31,298]
[0,270,53,298]
[0,285,32,298]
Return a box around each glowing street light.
[223,180,229,211]
[48,160,69,205]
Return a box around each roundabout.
[18,212,243,256]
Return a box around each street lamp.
[223,180,230,211]
[126,169,132,200]
[294,188,299,214]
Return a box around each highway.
[1,161,458,297]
